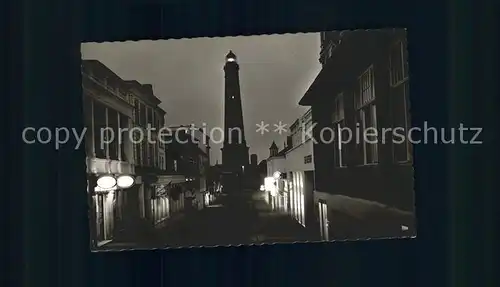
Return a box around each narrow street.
[101,190,314,251]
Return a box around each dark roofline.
[269,141,278,149]
[156,106,167,115]
[82,59,130,91]
[125,80,162,106]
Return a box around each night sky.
[81,33,321,165]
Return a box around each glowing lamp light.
[116,175,135,189]
[270,188,278,197]
[227,58,236,62]
[96,175,117,189]
[264,177,275,192]
[260,185,265,191]
[273,171,281,180]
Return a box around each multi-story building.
[165,126,212,210]
[298,29,415,240]
[261,110,316,235]
[284,109,315,230]
[125,81,188,229]
[81,60,136,247]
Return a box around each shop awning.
[155,174,186,185]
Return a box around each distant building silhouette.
[250,154,258,166]
[269,141,278,157]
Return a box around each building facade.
[123,80,179,233]
[264,141,290,208]
[81,60,136,247]
[299,29,415,240]
[165,126,212,211]
[284,109,315,229]
[261,110,317,236]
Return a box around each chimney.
[250,154,258,166]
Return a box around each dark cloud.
[82,33,321,165]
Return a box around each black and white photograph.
[79,29,416,251]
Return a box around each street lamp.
[96,175,116,189]
[96,174,135,189]
[273,171,281,180]
[116,175,135,189]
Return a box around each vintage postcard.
[80,29,416,251]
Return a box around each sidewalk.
[100,191,316,250]
[250,192,317,243]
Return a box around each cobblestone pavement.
[100,190,315,251]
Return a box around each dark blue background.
[6,0,496,286]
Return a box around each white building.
[284,108,315,227]
[82,60,136,247]
[265,141,287,208]
[263,109,316,229]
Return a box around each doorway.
[318,201,329,241]
[95,194,105,242]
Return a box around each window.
[304,155,312,164]
[107,108,119,160]
[318,201,329,241]
[151,110,156,130]
[133,99,140,125]
[135,140,142,166]
[173,160,178,172]
[304,119,312,141]
[389,41,409,86]
[332,93,347,167]
[82,96,93,156]
[390,40,411,163]
[142,141,147,166]
[147,107,153,127]
[119,113,129,161]
[93,101,107,159]
[356,66,378,165]
[148,143,154,167]
[139,103,146,127]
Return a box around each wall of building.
[313,189,415,239]
[266,157,286,177]
[304,30,415,238]
[284,139,314,172]
[310,31,414,208]
[82,60,139,247]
